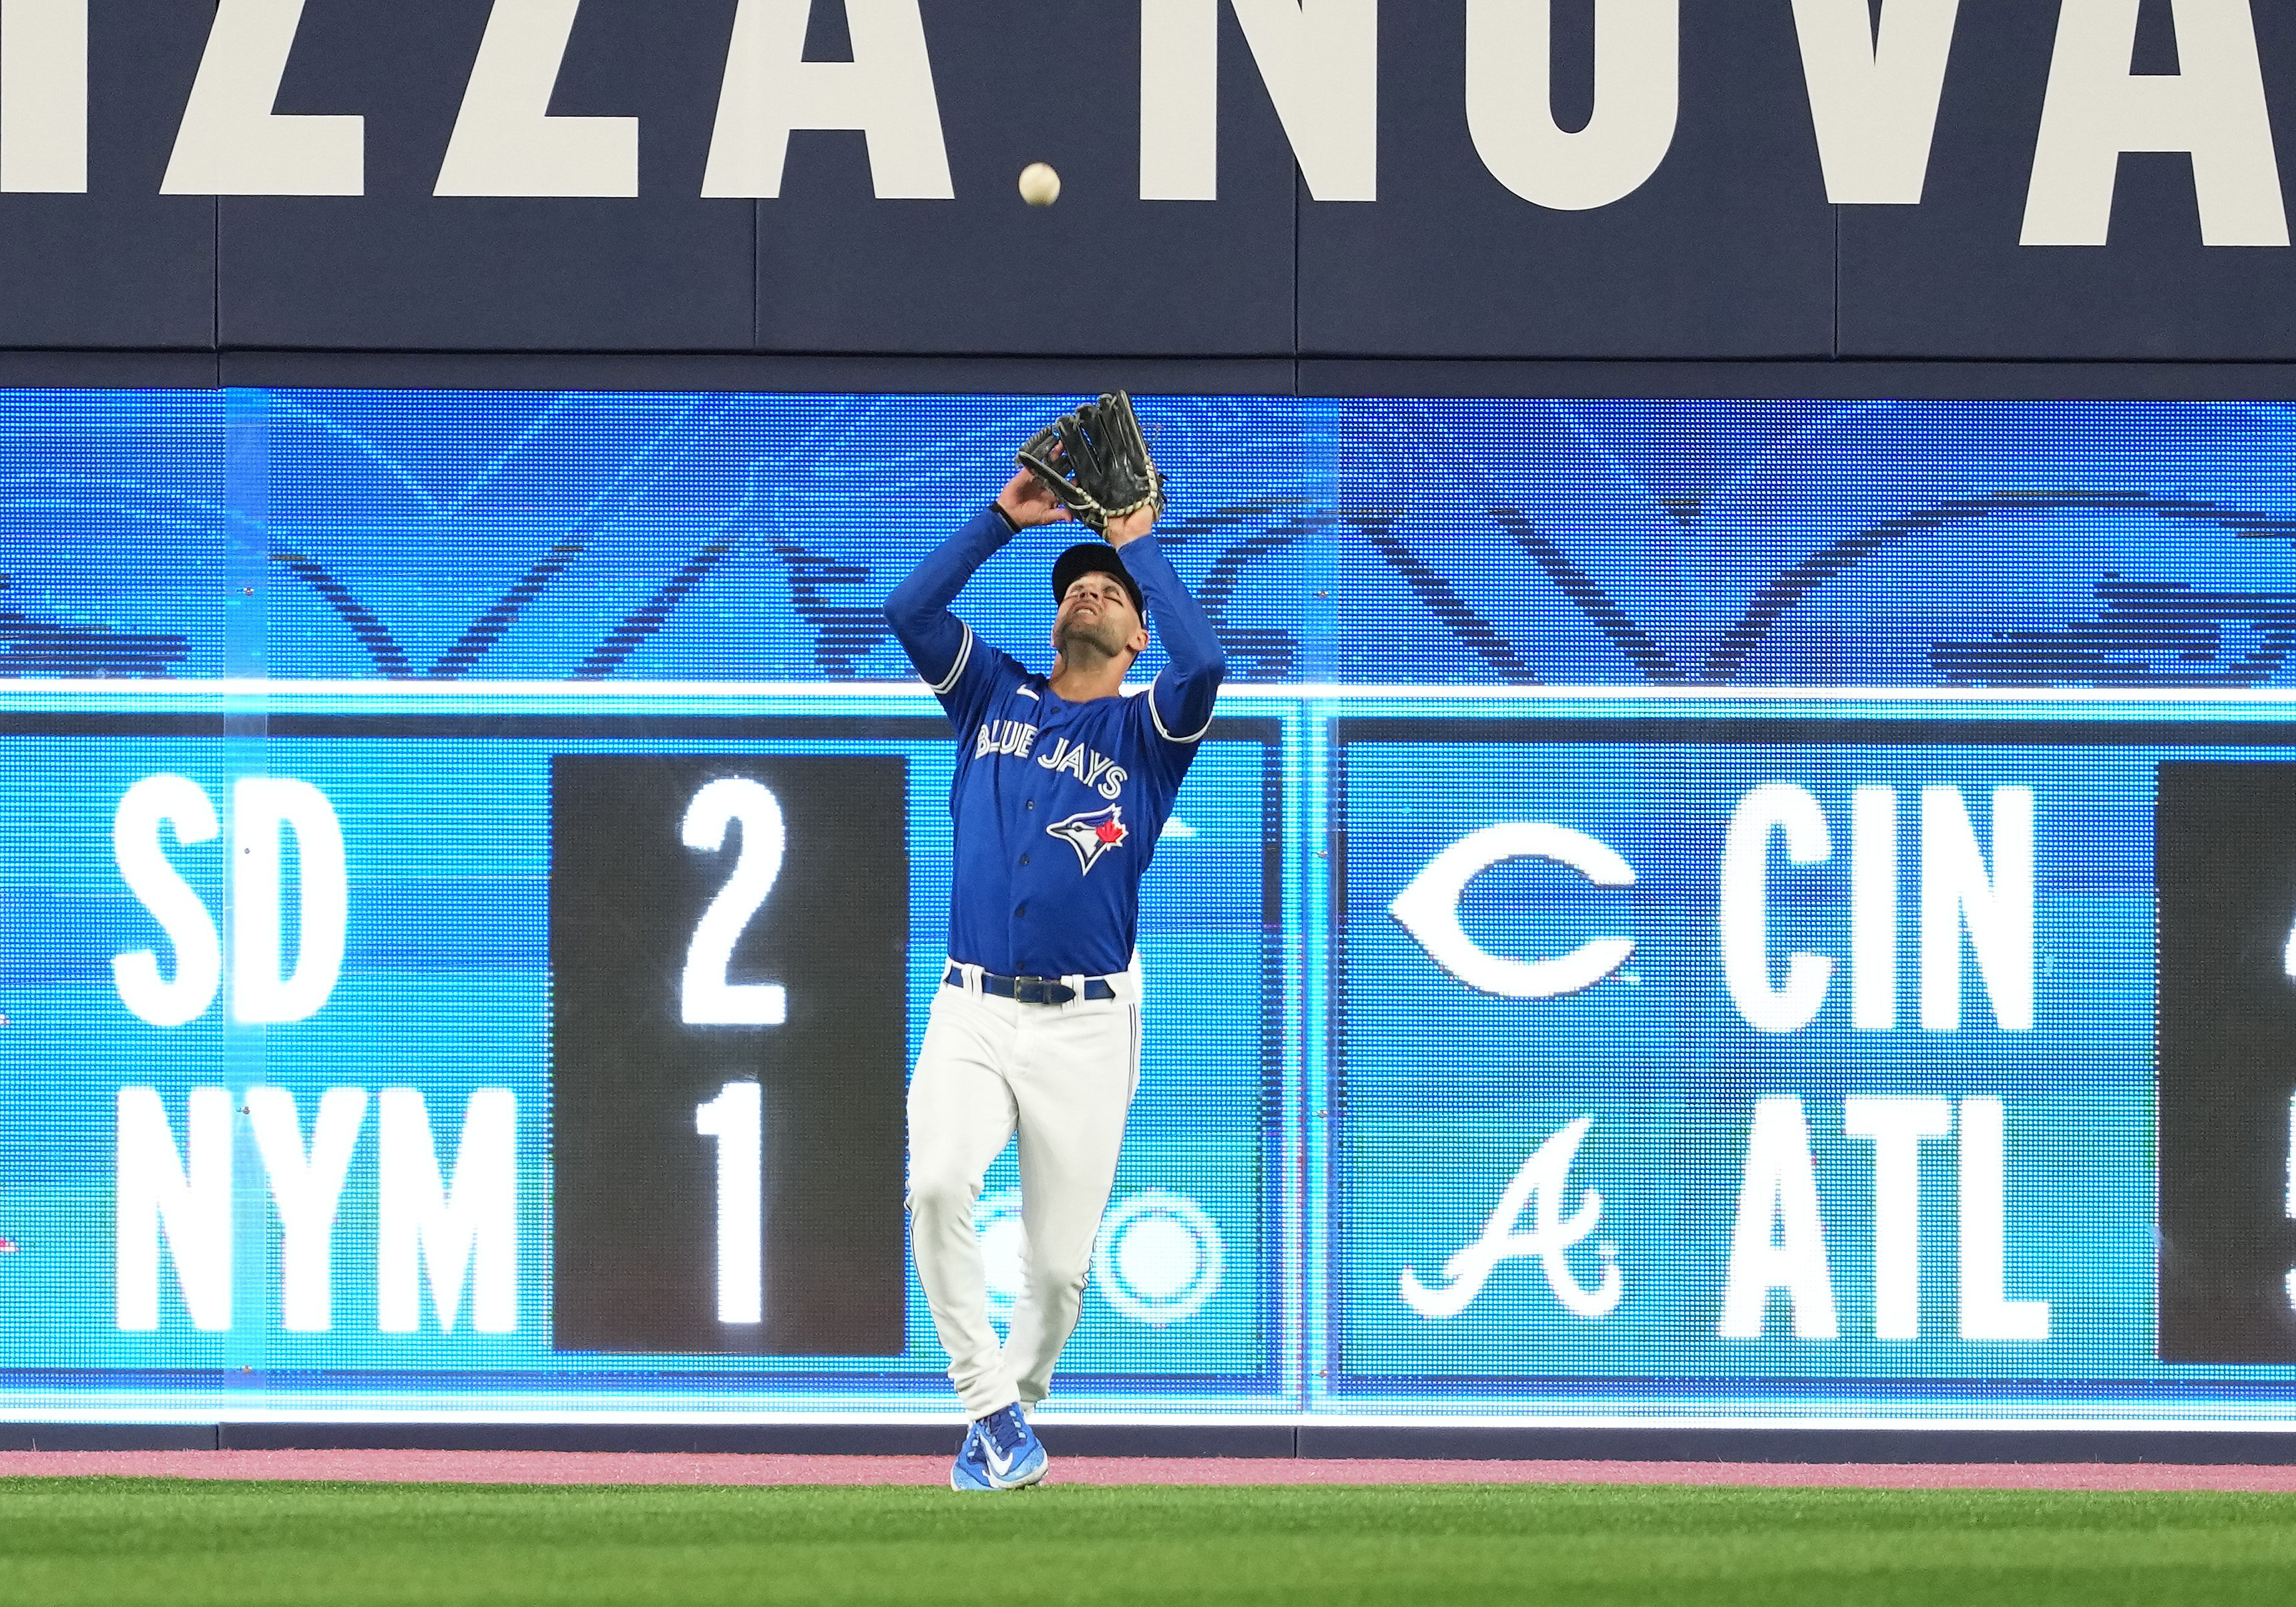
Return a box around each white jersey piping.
[928,624,975,697]
[1147,670,1214,744]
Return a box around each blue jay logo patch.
[1048,805,1130,875]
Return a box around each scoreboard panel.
[549,752,909,1357]
[7,683,2296,1425]
[0,700,1289,1415]
[1,385,2295,1429]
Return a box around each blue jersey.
[885,507,1227,977]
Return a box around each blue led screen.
[1335,728,2142,1397]
[0,716,1284,1417]
[13,391,2296,688]
[3,391,2296,1429]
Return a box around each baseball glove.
[1017,392,1166,534]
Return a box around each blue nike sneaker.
[971,1403,1048,1489]
[949,1422,993,1491]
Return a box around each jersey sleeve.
[883,505,1027,732]
[1124,534,1227,746]
[931,623,1027,734]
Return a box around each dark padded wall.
[755,0,1298,356]
[1298,0,1836,359]
[218,0,755,351]
[1838,0,2296,360]
[0,0,215,349]
[1,1,2294,368]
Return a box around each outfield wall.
[0,389,2291,1430]
[5,1,2296,364]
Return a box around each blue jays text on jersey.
[973,720,1128,800]
[885,507,1228,979]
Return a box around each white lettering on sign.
[111,1085,519,1336]
[702,0,953,200]
[377,1088,519,1334]
[113,1087,234,1332]
[1919,786,2033,1032]
[1718,784,2032,1035]
[0,0,2261,250]
[2023,0,2287,247]
[1,0,87,193]
[162,0,363,196]
[1955,1095,2050,1339]
[1719,783,1837,1035]
[1718,1095,2052,1343]
[231,778,349,1025]
[2285,1093,2296,1316]
[246,1086,367,1332]
[111,776,224,1029]
[435,0,638,198]
[1465,0,1679,211]
[1850,785,1898,1030]
[695,1081,765,1325]
[111,775,349,1027]
[1791,0,1960,204]
[1140,0,1379,202]
[0,0,2256,248]
[1140,0,1218,200]
[680,777,789,1027]
[1718,1096,1839,1339]
[1843,1095,1953,1339]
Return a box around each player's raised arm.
[883,469,1070,690]
[1108,504,1226,744]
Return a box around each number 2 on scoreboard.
[681,778,787,1025]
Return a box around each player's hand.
[1105,501,1158,547]
[997,467,1073,529]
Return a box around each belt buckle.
[1014,974,1072,1005]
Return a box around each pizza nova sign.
[0,0,2288,247]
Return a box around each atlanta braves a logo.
[1397,1117,1622,1321]
[1048,805,1130,875]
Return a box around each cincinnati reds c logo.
[1388,823,1638,999]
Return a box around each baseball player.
[883,401,1224,1491]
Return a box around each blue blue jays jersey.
[931,632,1202,977]
[884,506,1228,979]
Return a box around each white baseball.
[1018,162,1062,208]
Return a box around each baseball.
[1018,162,1062,208]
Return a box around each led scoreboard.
[9,686,2296,1429]
[3,388,2296,1433]
[0,697,1285,1419]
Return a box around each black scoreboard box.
[2157,759,2296,1363]
[549,753,908,1355]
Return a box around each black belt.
[945,965,1116,1005]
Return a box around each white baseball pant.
[906,965,1140,1421]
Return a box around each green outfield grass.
[2,1478,2294,1606]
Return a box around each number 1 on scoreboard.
[696,1081,764,1325]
